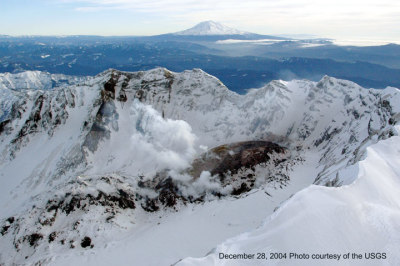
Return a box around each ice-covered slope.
[0,68,399,265]
[178,126,400,266]
[174,21,247,35]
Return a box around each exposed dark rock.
[80,236,92,248]
[25,233,43,247]
[0,119,11,135]
[1,217,15,235]
[117,189,136,209]
[1,225,10,235]
[314,127,341,147]
[103,75,118,100]
[62,196,81,214]
[231,183,251,196]
[72,220,80,230]
[106,215,115,222]
[48,232,57,243]
[135,89,145,101]
[32,95,44,122]
[159,190,178,207]
[191,141,286,178]
[117,90,127,102]
[141,198,160,212]
[156,178,180,208]
[53,188,136,216]
[39,213,56,226]
[138,175,189,211]
[352,110,360,119]
[83,95,118,152]
[380,99,392,113]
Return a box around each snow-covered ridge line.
[0,71,87,91]
[0,71,88,123]
[0,67,399,265]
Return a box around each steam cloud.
[129,99,197,177]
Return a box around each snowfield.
[0,68,399,265]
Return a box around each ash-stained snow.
[0,67,399,265]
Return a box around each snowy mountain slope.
[0,68,399,265]
[0,80,102,217]
[0,71,87,123]
[178,126,400,266]
[174,21,248,36]
[0,71,87,91]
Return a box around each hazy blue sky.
[1,0,400,41]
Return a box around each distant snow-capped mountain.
[174,21,248,35]
[0,69,399,265]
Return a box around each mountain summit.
[174,21,248,35]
